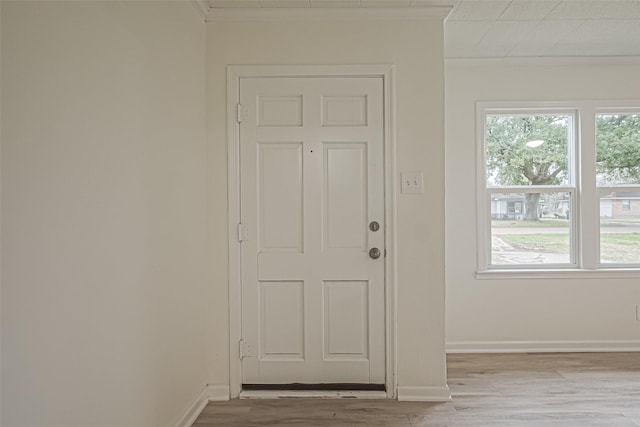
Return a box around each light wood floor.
[194,353,640,426]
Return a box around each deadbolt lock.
[369,221,380,232]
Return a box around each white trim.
[239,390,387,399]
[227,64,397,399]
[579,105,598,269]
[208,385,231,401]
[383,65,398,400]
[396,386,452,402]
[226,66,242,400]
[206,6,452,22]
[173,385,230,427]
[598,184,640,191]
[227,64,397,79]
[476,268,640,280]
[475,104,489,271]
[447,340,640,353]
[173,387,209,427]
[486,185,574,193]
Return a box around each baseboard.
[173,385,231,427]
[396,385,452,402]
[174,387,210,427]
[447,340,640,353]
[240,390,387,399]
[208,384,231,401]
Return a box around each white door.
[239,77,385,385]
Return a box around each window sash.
[483,189,577,269]
[596,185,640,268]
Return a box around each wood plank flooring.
[193,352,640,426]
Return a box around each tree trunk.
[524,193,540,220]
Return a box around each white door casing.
[239,77,385,385]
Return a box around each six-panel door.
[240,77,385,385]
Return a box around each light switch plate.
[401,172,424,194]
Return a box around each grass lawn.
[601,218,640,225]
[498,233,569,253]
[498,232,640,263]
[491,219,569,228]
[601,233,640,263]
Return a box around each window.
[508,201,523,214]
[478,102,640,272]
[596,113,640,265]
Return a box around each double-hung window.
[477,102,640,273]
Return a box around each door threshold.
[243,383,385,391]
[239,390,388,399]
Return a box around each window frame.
[595,108,640,268]
[476,101,640,277]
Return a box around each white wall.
[1,2,208,426]
[446,58,640,351]
[207,18,448,396]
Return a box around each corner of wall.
[173,388,210,427]
[190,0,209,20]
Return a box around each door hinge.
[239,339,253,359]
[238,223,249,242]
[237,104,248,123]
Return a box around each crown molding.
[204,6,452,22]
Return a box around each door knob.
[369,247,381,259]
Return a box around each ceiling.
[203,0,640,58]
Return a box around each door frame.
[227,65,397,399]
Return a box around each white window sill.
[476,268,640,280]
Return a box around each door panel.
[240,77,384,385]
[324,144,367,250]
[258,143,303,252]
[260,281,304,359]
[322,95,368,127]
[324,280,369,358]
[258,95,303,127]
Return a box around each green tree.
[596,114,640,185]
[486,115,569,220]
